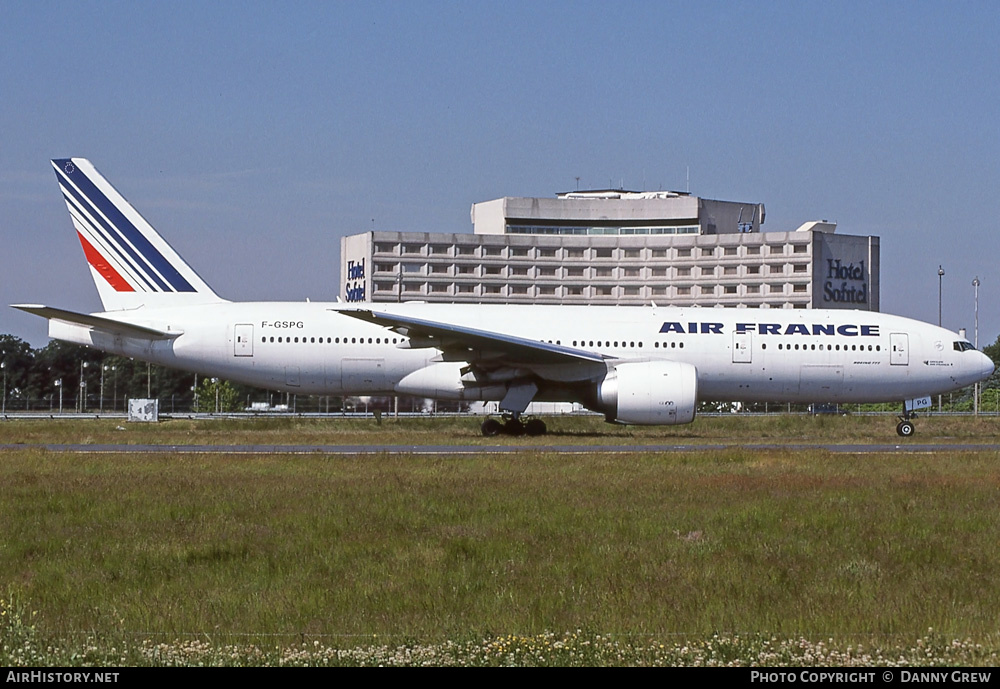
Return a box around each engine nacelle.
[597,360,698,425]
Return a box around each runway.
[2,442,998,455]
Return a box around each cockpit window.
[954,341,977,352]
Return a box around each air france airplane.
[13,159,994,437]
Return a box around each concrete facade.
[340,192,878,312]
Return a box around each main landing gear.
[896,404,916,437]
[481,413,547,437]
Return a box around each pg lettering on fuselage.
[658,322,880,337]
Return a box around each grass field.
[1,410,998,445]
[2,415,1000,666]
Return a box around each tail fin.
[51,158,225,311]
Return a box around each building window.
[566,267,585,277]
[430,245,451,255]
[484,247,503,257]
[511,247,530,257]
[623,249,641,259]
[793,244,808,254]
[374,243,397,253]
[457,246,477,256]
[623,268,640,278]
[402,244,423,254]
[595,248,614,258]
[595,267,613,278]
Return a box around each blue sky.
[2,1,998,346]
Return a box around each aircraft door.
[732,332,752,363]
[234,324,254,357]
[890,333,909,366]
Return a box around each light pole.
[938,265,944,412]
[211,378,219,413]
[937,265,945,327]
[55,378,63,414]
[79,361,88,413]
[973,276,980,416]
[1,361,6,415]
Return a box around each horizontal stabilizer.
[11,304,180,340]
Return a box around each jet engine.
[597,360,698,425]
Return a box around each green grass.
[1,412,998,445]
[3,439,1000,664]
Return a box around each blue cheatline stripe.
[58,178,165,291]
[52,160,196,292]
[54,162,191,292]
[63,191,157,291]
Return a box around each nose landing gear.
[896,403,916,437]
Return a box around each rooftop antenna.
[575,176,580,190]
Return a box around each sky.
[2,1,998,347]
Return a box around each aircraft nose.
[980,352,996,380]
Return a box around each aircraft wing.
[12,304,181,340]
[338,308,609,365]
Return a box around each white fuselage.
[50,302,993,406]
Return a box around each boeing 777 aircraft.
[13,159,994,437]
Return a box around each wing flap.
[338,308,608,366]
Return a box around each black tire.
[503,418,525,436]
[481,418,502,437]
[524,418,547,436]
[896,420,915,437]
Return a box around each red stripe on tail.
[77,232,134,292]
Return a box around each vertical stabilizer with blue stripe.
[51,158,225,311]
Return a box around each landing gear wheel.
[503,417,525,436]
[524,418,547,436]
[896,420,915,437]
[481,418,502,437]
